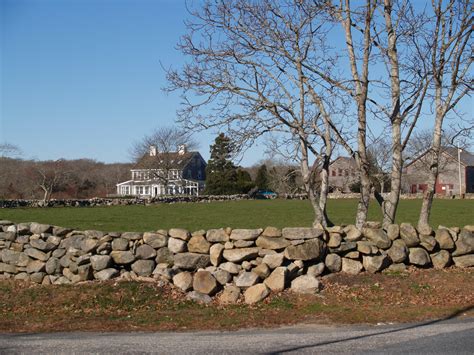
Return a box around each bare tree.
[415,0,473,230]
[167,0,339,226]
[28,160,69,204]
[0,143,22,158]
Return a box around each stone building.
[116,145,207,197]
[403,147,474,196]
[328,156,359,192]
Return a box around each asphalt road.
[1,318,473,354]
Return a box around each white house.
[116,145,207,197]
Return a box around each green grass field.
[1,199,472,232]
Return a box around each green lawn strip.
[1,199,472,231]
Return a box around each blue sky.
[1,0,472,166]
[1,0,266,165]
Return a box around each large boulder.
[244,283,270,304]
[362,228,391,249]
[219,262,241,274]
[219,285,241,304]
[435,229,455,250]
[282,227,324,240]
[110,251,135,265]
[26,260,46,274]
[290,275,321,294]
[173,253,210,270]
[223,247,259,263]
[230,229,262,241]
[121,232,142,241]
[387,239,408,263]
[206,229,229,243]
[343,225,362,242]
[209,243,225,266]
[262,253,284,269]
[131,260,155,276]
[111,238,128,251]
[135,244,157,260]
[90,255,112,271]
[193,271,218,295]
[386,224,400,240]
[262,226,282,237]
[212,269,232,285]
[431,250,451,269]
[452,229,474,256]
[419,234,437,252]
[143,232,168,249]
[235,271,260,288]
[168,237,187,253]
[408,248,431,266]
[155,247,174,265]
[325,254,342,273]
[188,235,211,254]
[256,236,290,250]
[284,239,326,261]
[453,255,474,268]
[342,258,363,275]
[362,255,390,273]
[30,222,52,234]
[264,267,287,292]
[172,272,193,292]
[45,257,61,275]
[400,223,420,247]
[24,248,49,261]
[168,228,191,241]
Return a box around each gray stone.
[206,229,229,243]
[363,255,390,273]
[230,229,262,241]
[284,239,326,261]
[0,232,16,241]
[52,248,66,258]
[235,271,260,288]
[52,226,72,236]
[282,227,325,240]
[121,232,142,240]
[385,263,407,273]
[155,247,174,265]
[209,243,224,266]
[90,255,112,271]
[329,241,357,254]
[219,285,241,304]
[60,234,86,250]
[345,251,360,259]
[193,271,218,295]
[0,262,17,273]
[110,250,135,264]
[2,249,30,266]
[131,260,155,277]
[387,239,408,263]
[135,244,157,260]
[168,228,190,241]
[262,253,284,269]
[212,269,232,285]
[77,264,93,281]
[111,238,129,251]
[431,250,451,269]
[173,272,193,292]
[400,223,420,247]
[223,247,259,263]
[152,263,174,279]
[26,260,46,274]
[453,254,474,268]
[173,253,210,270]
[386,224,400,240]
[291,275,321,294]
[252,263,271,279]
[408,248,431,266]
[327,233,342,248]
[264,266,287,291]
[343,225,362,242]
[45,257,61,275]
[256,236,290,250]
[168,237,187,253]
[307,263,325,277]
[187,291,212,304]
[94,268,119,281]
[85,230,105,239]
[24,248,49,261]
[356,241,377,255]
[188,235,211,254]
[76,255,91,266]
[435,228,455,250]
[342,258,363,275]
[224,242,234,249]
[80,239,98,253]
[417,224,433,236]
[219,262,241,274]
[30,222,52,234]
[325,253,342,273]
[262,226,281,237]
[234,240,255,248]
[452,229,474,256]
[143,232,168,249]
[420,234,437,252]
[363,228,392,249]
[30,272,46,283]
[244,283,270,304]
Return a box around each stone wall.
[2,193,473,209]
[0,220,472,304]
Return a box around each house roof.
[406,146,474,168]
[133,151,203,170]
[329,156,357,167]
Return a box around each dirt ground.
[1,267,472,333]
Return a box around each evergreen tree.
[204,133,239,194]
[235,169,254,194]
[255,164,269,190]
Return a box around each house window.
[338,168,343,177]
[197,171,202,179]
[331,170,336,177]
[145,186,150,194]
[121,186,130,195]
[135,186,144,195]
[344,169,349,176]
[187,169,192,178]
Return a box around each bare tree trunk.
[319,154,332,227]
